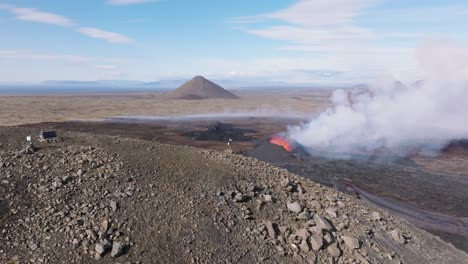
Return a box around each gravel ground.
[1,126,467,264]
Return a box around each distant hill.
[161,76,239,100]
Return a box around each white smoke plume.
[287,40,468,156]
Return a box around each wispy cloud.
[225,0,394,82]
[0,5,74,26]
[227,15,266,25]
[195,57,368,83]
[248,25,374,45]
[95,65,127,78]
[235,1,468,53]
[95,65,118,70]
[228,0,467,82]
[77,27,134,43]
[265,0,376,26]
[237,0,378,50]
[0,4,133,44]
[0,50,93,62]
[374,4,468,23]
[107,0,157,5]
[0,50,126,65]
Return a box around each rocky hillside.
[0,127,467,263]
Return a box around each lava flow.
[270,135,293,152]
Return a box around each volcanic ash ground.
[0,127,467,263]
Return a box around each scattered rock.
[297,208,311,220]
[390,229,406,244]
[299,239,310,252]
[263,194,273,203]
[327,242,341,257]
[342,235,360,249]
[355,252,370,264]
[326,194,336,203]
[323,232,333,244]
[28,243,38,251]
[110,200,118,212]
[325,207,337,218]
[310,234,324,251]
[72,238,81,248]
[296,228,311,240]
[111,242,124,258]
[95,240,111,255]
[265,221,277,239]
[101,220,110,233]
[310,200,322,210]
[234,193,246,202]
[372,212,381,221]
[314,214,332,231]
[52,178,62,189]
[276,245,286,255]
[287,202,302,213]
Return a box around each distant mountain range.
[0,79,435,95]
[42,80,155,87]
[39,79,297,89]
[0,79,340,89]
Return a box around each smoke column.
[287,40,468,156]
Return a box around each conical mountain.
[161,76,239,100]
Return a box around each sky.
[0,0,467,84]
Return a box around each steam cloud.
[287,40,468,156]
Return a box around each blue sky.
[0,0,467,84]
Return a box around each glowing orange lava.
[270,136,293,152]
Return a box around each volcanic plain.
[1,88,468,263]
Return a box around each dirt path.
[347,183,468,237]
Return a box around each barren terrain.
[23,116,468,253]
[1,90,468,263]
[1,126,467,263]
[0,90,330,126]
